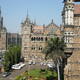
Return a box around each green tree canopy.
[3,45,21,72]
[43,37,65,61]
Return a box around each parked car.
[2,72,11,77]
[32,61,36,65]
[47,62,55,68]
[12,62,25,70]
[40,62,47,66]
[28,61,32,65]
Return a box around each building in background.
[21,15,62,62]
[7,33,21,48]
[0,8,21,72]
[0,8,21,57]
[0,8,7,55]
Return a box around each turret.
[62,0,74,26]
[0,7,3,29]
[0,7,1,19]
[21,11,32,61]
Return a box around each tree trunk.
[57,59,60,80]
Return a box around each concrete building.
[7,33,21,48]
[21,16,61,62]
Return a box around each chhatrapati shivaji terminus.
[21,15,62,62]
[62,0,80,80]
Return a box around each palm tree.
[43,37,65,80]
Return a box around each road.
[0,62,47,80]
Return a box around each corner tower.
[21,15,32,61]
[0,7,3,29]
[0,8,7,54]
[63,0,80,80]
[62,0,74,25]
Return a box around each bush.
[15,69,57,80]
[15,75,22,80]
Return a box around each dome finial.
[34,19,36,25]
[27,9,29,19]
[51,19,54,24]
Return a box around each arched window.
[39,46,43,50]
[45,37,47,41]
[31,37,33,41]
[31,45,35,50]
[38,37,40,41]
[36,37,39,41]
[41,37,43,41]
[34,37,35,41]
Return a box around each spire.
[34,19,36,25]
[25,9,31,24]
[25,9,29,20]
[0,7,3,28]
[0,6,2,29]
[51,19,54,24]
[27,9,29,19]
[0,6,1,18]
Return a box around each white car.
[47,62,55,68]
[40,62,43,65]
[28,61,32,65]
[32,61,36,65]
[47,63,53,68]
[12,63,25,70]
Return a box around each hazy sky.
[0,0,63,33]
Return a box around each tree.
[43,37,65,80]
[3,51,11,72]
[3,45,21,72]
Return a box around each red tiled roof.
[32,26,44,34]
[33,26,44,30]
[74,4,80,14]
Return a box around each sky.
[0,0,63,33]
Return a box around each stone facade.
[62,0,80,80]
[0,8,7,53]
[0,8,21,57]
[21,16,61,62]
[64,49,80,80]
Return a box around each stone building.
[0,8,21,56]
[0,8,21,72]
[62,0,80,80]
[0,8,7,54]
[21,16,61,62]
